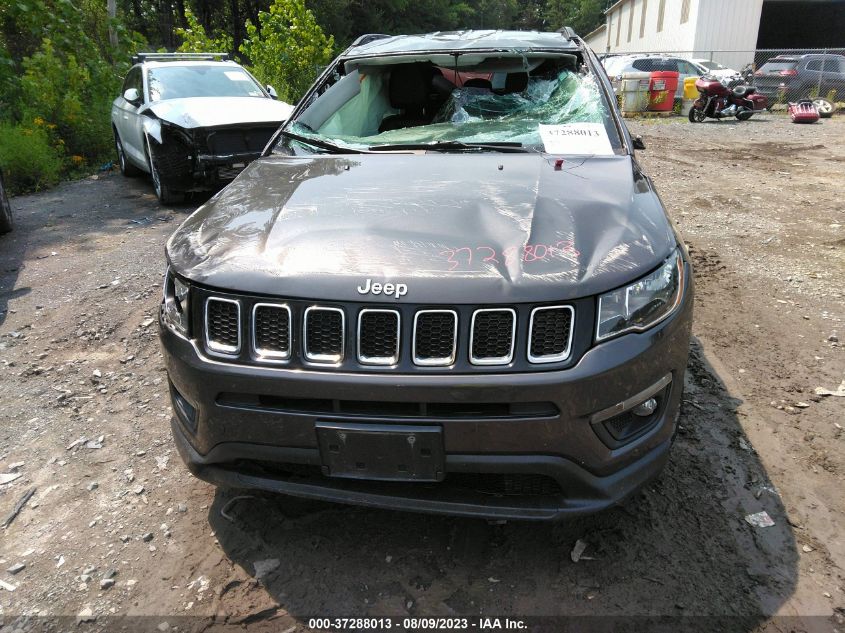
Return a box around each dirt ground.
[0,114,843,632]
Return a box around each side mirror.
[632,135,646,151]
[266,85,278,100]
[123,88,141,105]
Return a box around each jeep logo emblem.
[357,278,408,299]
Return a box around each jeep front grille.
[201,293,577,371]
[304,306,345,363]
[528,306,574,363]
[413,310,458,366]
[205,297,241,354]
[252,303,291,360]
[470,309,515,365]
[358,309,400,365]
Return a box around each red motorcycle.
[688,75,768,122]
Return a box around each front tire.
[736,111,754,121]
[688,106,706,123]
[812,98,835,118]
[145,136,184,206]
[114,130,141,176]
[0,170,12,235]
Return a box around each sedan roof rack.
[131,52,230,64]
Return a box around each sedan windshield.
[281,54,620,155]
[147,65,265,101]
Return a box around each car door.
[114,67,146,167]
[822,57,845,97]
[804,58,824,97]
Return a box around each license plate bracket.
[316,422,444,482]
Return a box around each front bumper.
[157,152,260,192]
[160,282,693,521]
[196,152,260,183]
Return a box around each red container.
[788,100,819,123]
[648,71,679,112]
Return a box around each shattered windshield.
[281,54,620,154]
[147,65,265,101]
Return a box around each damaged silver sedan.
[111,53,293,204]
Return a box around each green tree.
[175,7,234,52]
[543,0,605,36]
[240,0,334,102]
[19,38,122,161]
[0,0,144,170]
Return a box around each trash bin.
[683,76,699,100]
[648,71,679,112]
[619,72,651,113]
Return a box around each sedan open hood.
[167,153,677,304]
[143,97,294,129]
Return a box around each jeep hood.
[166,153,677,303]
[142,97,293,129]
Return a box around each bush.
[240,0,334,103]
[19,38,121,164]
[0,124,62,193]
[176,9,233,54]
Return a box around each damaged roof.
[344,30,579,58]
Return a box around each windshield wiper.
[369,141,527,153]
[280,129,362,154]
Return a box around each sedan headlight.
[596,249,684,341]
[162,267,190,336]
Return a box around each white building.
[588,0,766,69]
[583,24,607,51]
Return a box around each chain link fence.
[599,48,845,112]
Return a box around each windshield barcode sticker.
[539,123,614,156]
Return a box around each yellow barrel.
[684,76,699,100]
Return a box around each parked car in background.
[0,168,11,235]
[111,53,294,204]
[753,53,845,117]
[691,59,740,82]
[602,54,704,100]
[160,30,693,521]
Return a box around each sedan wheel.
[812,98,836,118]
[145,136,184,205]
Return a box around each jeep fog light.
[162,268,190,336]
[632,397,657,417]
[596,250,684,341]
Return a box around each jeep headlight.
[162,267,190,336]
[596,249,684,341]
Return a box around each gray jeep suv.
[159,29,693,520]
[753,53,844,116]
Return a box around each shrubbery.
[19,39,121,164]
[0,0,140,193]
[0,123,63,192]
[240,0,334,103]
